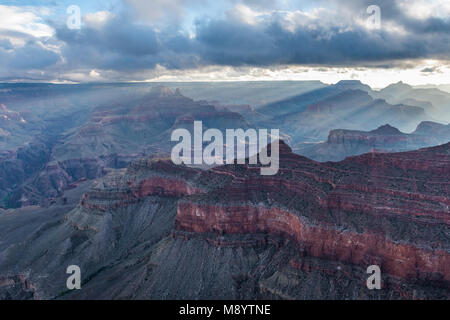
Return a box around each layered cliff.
[0,86,254,208]
[297,122,450,162]
[174,141,450,285]
[0,140,448,299]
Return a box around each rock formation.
[297,122,450,162]
[0,141,448,299]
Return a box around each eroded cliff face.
[297,122,450,162]
[4,153,141,208]
[172,141,450,287]
[0,86,255,209]
[177,203,449,283]
[0,141,448,299]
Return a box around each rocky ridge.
[297,122,450,162]
[0,141,448,299]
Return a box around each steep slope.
[1,82,438,208]
[0,141,448,299]
[297,122,450,162]
[276,90,427,145]
[256,80,431,147]
[258,85,344,117]
[375,81,450,120]
[52,86,250,161]
[157,81,326,107]
[2,86,251,208]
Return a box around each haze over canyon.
[1,0,450,301]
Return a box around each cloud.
[84,11,116,28]
[0,40,60,69]
[0,5,60,80]
[0,5,54,45]
[0,39,13,50]
[54,14,199,72]
[124,0,204,25]
[55,1,450,70]
[420,66,442,73]
[1,0,450,82]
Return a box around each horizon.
[0,1,449,87]
[1,79,450,93]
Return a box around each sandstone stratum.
[0,140,448,299]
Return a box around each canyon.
[0,81,449,300]
[297,122,450,161]
[0,139,448,299]
[1,81,447,208]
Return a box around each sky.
[0,0,449,88]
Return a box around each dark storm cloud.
[55,17,159,70]
[193,19,434,66]
[0,40,59,69]
[2,0,450,81]
[191,0,450,66]
[405,17,450,34]
[53,8,450,72]
[324,0,450,34]
[54,15,200,71]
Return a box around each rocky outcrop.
[13,140,444,299]
[0,137,52,207]
[177,202,449,283]
[0,86,253,208]
[52,86,250,161]
[168,141,450,287]
[0,81,448,300]
[0,143,449,299]
[375,81,450,121]
[260,88,430,151]
[4,153,142,208]
[297,122,450,162]
[0,274,39,300]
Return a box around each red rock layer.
[176,202,449,283]
[80,141,450,286]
